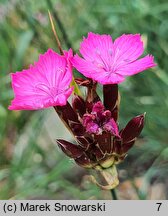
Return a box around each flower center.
[35,83,64,98]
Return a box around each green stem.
[111,188,118,200]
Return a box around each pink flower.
[9,49,73,110]
[72,32,156,84]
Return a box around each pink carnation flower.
[9,49,73,110]
[72,32,156,84]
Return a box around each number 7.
[156,203,162,211]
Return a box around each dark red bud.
[122,140,135,153]
[54,102,80,133]
[72,95,86,118]
[89,145,105,161]
[103,84,119,121]
[75,136,93,149]
[120,114,145,143]
[68,121,85,136]
[56,139,84,158]
[113,139,122,155]
[86,81,100,106]
[75,153,95,168]
[94,132,112,154]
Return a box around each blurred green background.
[0,0,168,199]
